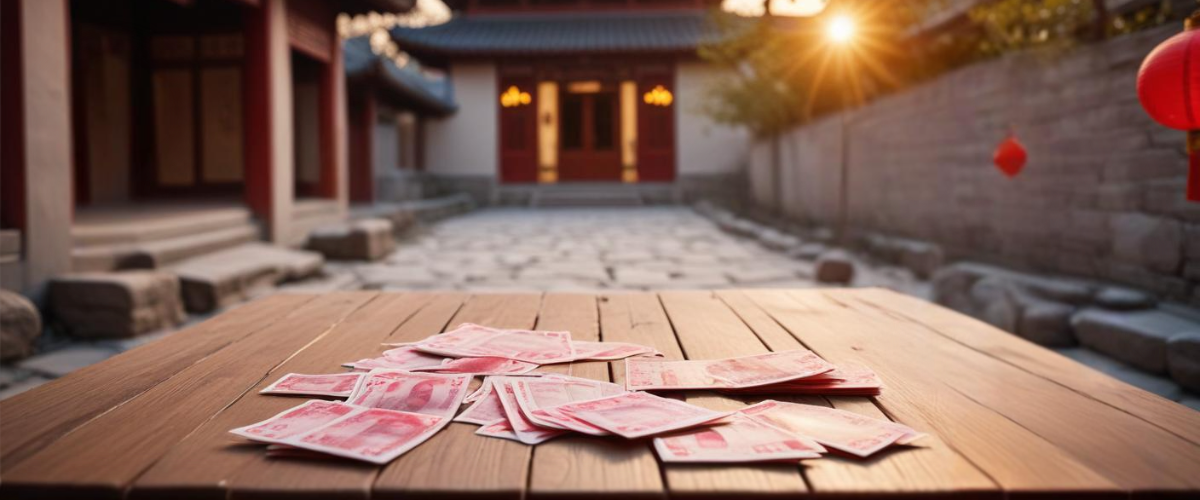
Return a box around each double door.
[558,89,621,181]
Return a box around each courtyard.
[5,206,1197,412]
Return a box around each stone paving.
[317,207,932,294]
[3,207,1197,411]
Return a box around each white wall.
[424,62,497,177]
[675,61,750,176]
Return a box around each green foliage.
[968,0,1096,56]
[698,0,1177,136]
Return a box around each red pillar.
[1,0,27,234]
[318,36,340,199]
[349,88,376,203]
[243,0,274,222]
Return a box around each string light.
[501,86,532,107]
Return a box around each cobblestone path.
[325,207,931,295]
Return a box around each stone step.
[72,223,262,273]
[533,190,645,207]
[72,206,253,248]
[171,243,324,313]
[288,200,345,247]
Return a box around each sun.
[827,15,856,45]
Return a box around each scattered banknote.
[453,379,507,425]
[654,413,825,463]
[625,350,835,391]
[512,375,625,435]
[740,400,925,457]
[261,373,364,397]
[412,356,539,376]
[552,391,734,439]
[491,377,567,444]
[235,323,917,466]
[568,340,661,361]
[412,323,578,364]
[346,370,471,418]
[231,400,358,443]
[718,363,884,396]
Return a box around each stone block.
[1166,333,1200,393]
[787,243,827,261]
[1094,286,1155,311]
[174,244,323,313]
[970,277,1018,333]
[307,218,396,261]
[48,271,186,338]
[1071,308,1199,374]
[1017,301,1076,346]
[931,264,982,315]
[0,290,41,361]
[1111,213,1183,274]
[898,242,944,279]
[815,250,855,284]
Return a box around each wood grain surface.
[2,290,1197,500]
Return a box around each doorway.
[558,85,621,182]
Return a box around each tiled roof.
[344,36,457,115]
[389,10,726,57]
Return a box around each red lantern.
[1137,23,1200,200]
[993,135,1027,179]
[1137,30,1200,130]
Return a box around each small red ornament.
[1138,23,1200,201]
[993,135,1027,179]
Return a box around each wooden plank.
[373,293,544,500]
[656,291,811,498]
[804,289,1200,495]
[748,289,1197,497]
[127,293,449,500]
[0,293,316,471]
[856,287,1200,445]
[596,292,686,388]
[528,293,665,500]
[1,292,378,500]
[715,290,998,497]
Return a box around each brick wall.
[750,25,1200,302]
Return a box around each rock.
[307,218,396,261]
[0,291,41,361]
[1018,301,1076,346]
[1167,333,1200,393]
[1094,286,1155,311]
[1071,308,1199,374]
[815,250,855,284]
[899,242,944,279]
[48,271,186,338]
[1057,347,1184,400]
[969,277,1018,332]
[756,229,802,252]
[787,243,827,261]
[931,264,981,314]
[1111,213,1183,274]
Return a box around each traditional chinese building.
[344,35,456,205]
[388,0,750,204]
[1,0,408,294]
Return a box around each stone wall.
[749,25,1200,303]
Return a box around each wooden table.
[3,289,1199,499]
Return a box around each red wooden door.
[637,75,676,182]
[499,77,538,183]
[558,90,621,181]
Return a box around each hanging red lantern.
[1137,16,1200,200]
[993,134,1027,179]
